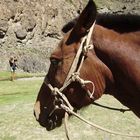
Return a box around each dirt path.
[17,76,44,81]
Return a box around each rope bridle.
[43,22,140,139]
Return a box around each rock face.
[0,0,139,72]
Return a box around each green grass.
[0,79,140,140]
[0,71,45,81]
[0,71,11,80]
[0,80,42,105]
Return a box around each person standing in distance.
[9,56,18,81]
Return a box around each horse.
[34,0,140,131]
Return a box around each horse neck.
[92,24,140,91]
[92,24,140,73]
[91,25,123,94]
[92,25,121,66]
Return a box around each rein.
[43,22,140,139]
[92,102,131,113]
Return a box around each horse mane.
[97,13,140,33]
[62,13,140,33]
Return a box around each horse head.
[34,0,114,130]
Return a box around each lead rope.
[61,104,140,138]
[64,112,70,140]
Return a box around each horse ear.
[66,0,97,45]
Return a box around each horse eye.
[50,58,61,65]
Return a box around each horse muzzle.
[34,105,64,131]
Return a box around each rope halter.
[43,21,140,139]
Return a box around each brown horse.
[34,0,140,130]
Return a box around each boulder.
[14,23,27,40]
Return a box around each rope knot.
[71,73,85,87]
[71,72,80,82]
[52,87,60,96]
[82,44,94,56]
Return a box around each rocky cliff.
[0,0,139,72]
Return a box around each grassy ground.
[0,78,140,140]
[0,71,45,81]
